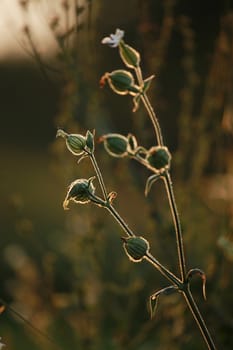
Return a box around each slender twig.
[140,94,164,146]
[162,171,186,281]
[134,66,186,279]
[134,63,216,349]
[105,203,135,237]
[145,252,182,286]
[106,204,182,286]
[135,67,164,146]
[182,285,217,350]
[89,153,108,201]
[88,149,182,286]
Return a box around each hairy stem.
[136,77,217,349]
[135,67,164,146]
[162,171,186,281]
[90,153,108,201]
[182,286,217,350]
[106,203,135,237]
[145,252,182,286]
[106,205,182,286]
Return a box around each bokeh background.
[0,0,233,349]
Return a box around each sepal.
[186,268,207,300]
[86,130,95,153]
[142,75,155,93]
[145,174,161,196]
[149,285,178,319]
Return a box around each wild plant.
[56,29,217,349]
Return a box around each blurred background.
[0,0,233,349]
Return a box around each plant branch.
[105,203,135,237]
[106,204,182,286]
[89,153,108,201]
[135,67,164,146]
[182,285,217,350]
[145,252,182,286]
[162,171,187,281]
[133,69,216,349]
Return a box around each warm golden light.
[0,0,85,61]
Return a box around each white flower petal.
[101,28,124,48]
[101,37,112,44]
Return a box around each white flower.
[101,28,124,48]
[0,338,5,349]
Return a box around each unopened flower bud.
[100,133,128,157]
[146,146,171,171]
[56,129,87,156]
[123,236,150,262]
[63,177,95,210]
[119,41,140,68]
[100,70,139,95]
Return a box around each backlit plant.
[57,29,217,350]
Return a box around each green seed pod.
[57,129,86,156]
[107,70,139,95]
[101,133,128,157]
[146,146,171,171]
[119,41,140,68]
[123,236,150,262]
[63,177,95,210]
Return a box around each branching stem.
[134,66,216,349]
[145,252,182,286]
[106,203,135,237]
[182,285,217,350]
[89,153,108,201]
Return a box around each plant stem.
[135,67,164,146]
[141,93,164,146]
[134,68,186,279]
[134,71,216,349]
[106,205,182,286]
[106,203,135,237]
[90,153,108,201]
[162,171,186,281]
[182,285,217,350]
[88,152,181,287]
[145,252,182,286]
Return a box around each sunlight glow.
[0,0,85,61]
